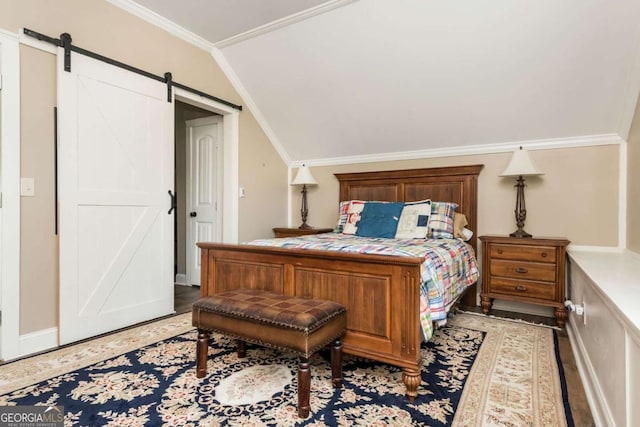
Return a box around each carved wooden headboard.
[334,164,484,252]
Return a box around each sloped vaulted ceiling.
[127,0,640,165]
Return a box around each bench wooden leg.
[298,356,311,418]
[331,338,343,388]
[236,339,246,358]
[196,330,209,378]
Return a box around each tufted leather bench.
[192,288,347,418]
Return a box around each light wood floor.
[175,285,594,425]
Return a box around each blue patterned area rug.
[0,313,573,426]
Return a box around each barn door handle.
[168,190,176,214]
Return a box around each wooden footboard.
[198,242,424,400]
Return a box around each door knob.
[190,212,197,218]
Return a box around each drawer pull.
[541,252,547,258]
[497,249,503,254]
[515,285,527,292]
[515,267,528,274]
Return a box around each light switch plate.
[20,177,35,197]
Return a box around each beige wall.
[299,145,620,247]
[627,96,640,253]
[2,0,287,334]
[19,46,58,334]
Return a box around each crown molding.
[105,0,215,52]
[107,0,357,51]
[291,133,623,167]
[210,48,291,165]
[214,0,358,48]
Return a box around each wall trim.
[107,0,357,51]
[214,0,358,48]
[619,140,628,250]
[565,318,610,427]
[291,133,623,168]
[0,29,21,362]
[105,0,214,52]
[173,87,240,244]
[210,47,291,165]
[568,245,623,254]
[18,327,59,360]
[174,274,187,286]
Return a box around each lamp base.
[298,223,312,230]
[509,229,532,238]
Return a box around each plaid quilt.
[244,233,479,341]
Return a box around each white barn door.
[57,51,174,345]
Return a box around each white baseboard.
[566,317,612,427]
[175,273,187,285]
[491,299,555,317]
[18,327,58,359]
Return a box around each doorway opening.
[171,88,240,314]
[173,101,221,311]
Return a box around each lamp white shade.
[500,147,544,177]
[292,164,317,186]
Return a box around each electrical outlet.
[582,301,587,326]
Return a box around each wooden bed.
[197,164,483,400]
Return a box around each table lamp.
[500,146,544,238]
[291,164,317,229]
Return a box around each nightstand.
[272,227,334,238]
[479,235,570,327]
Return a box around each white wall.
[567,250,640,427]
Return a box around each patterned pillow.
[355,202,405,238]
[342,201,366,235]
[428,201,458,239]
[334,200,352,233]
[395,200,432,239]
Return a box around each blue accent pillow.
[355,202,405,238]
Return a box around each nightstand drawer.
[490,244,556,263]
[488,277,556,301]
[490,259,556,282]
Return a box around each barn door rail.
[23,28,243,111]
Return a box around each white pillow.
[395,201,432,239]
[460,227,474,241]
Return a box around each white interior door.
[186,116,223,286]
[57,50,174,345]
